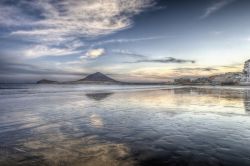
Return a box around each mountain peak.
[92,72,106,76]
[78,72,117,83]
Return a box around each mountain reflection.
[85,92,113,101]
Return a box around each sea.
[0,84,250,166]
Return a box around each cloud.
[23,45,80,58]
[200,0,235,19]
[84,48,106,59]
[0,4,32,26]
[221,64,241,69]
[90,36,169,47]
[0,0,156,60]
[129,57,195,64]
[111,49,146,58]
[173,67,218,72]
[0,53,88,83]
[5,0,156,42]
[0,57,84,76]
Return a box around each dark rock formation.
[209,72,243,85]
[243,59,250,76]
[240,60,250,85]
[37,79,58,84]
[174,60,250,86]
[192,77,211,85]
[174,78,191,85]
[176,73,243,86]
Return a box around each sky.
[0,0,250,83]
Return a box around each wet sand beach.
[0,85,250,166]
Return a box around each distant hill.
[76,72,118,83]
[37,79,58,84]
[37,72,167,85]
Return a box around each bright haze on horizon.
[0,0,249,83]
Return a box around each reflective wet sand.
[0,85,250,166]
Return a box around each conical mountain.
[78,72,117,83]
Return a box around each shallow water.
[0,84,250,166]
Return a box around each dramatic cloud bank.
[0,0,247,83]
[2,0,155,43]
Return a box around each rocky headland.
[175,59,250,86]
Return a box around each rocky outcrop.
[174,78,191,85]
[243,60,250,76]
[192,77,211,85]
[37,79,58,84]
[209,72,243,85]
[175,73,243,85]
[176,73,243,86]
[186,59,250,86]
[240,60,250,85]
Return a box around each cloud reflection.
[90,114,104,128]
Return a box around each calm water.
[0,84,250,166]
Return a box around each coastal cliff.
[240,60,250,85]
